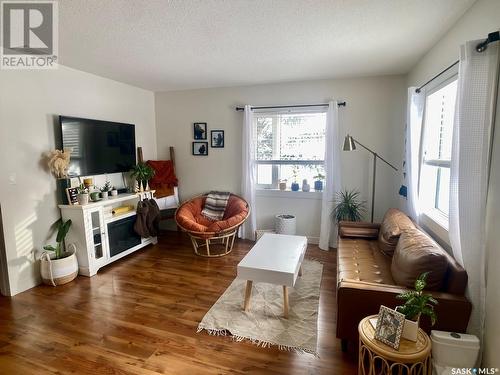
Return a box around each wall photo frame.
[193,122,207,140]
[192,141,208,156]
[211,130,224,148]
[374,305,405,350]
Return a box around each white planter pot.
[101,191,109,200]
[111,189,118,197]
[275,214,296,235]
[77,193,89,205]
[40,244,78,286]
[402,318,419,342]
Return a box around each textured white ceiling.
[59,0,476,91]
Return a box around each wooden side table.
[358,315,432,375]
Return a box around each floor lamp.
[343,134,398,223]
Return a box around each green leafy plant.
[291,165,300,182]
[43,219,72,259]
[130,163,155,183]
[331,189,366,222]
[313,166,325,181]
[100,181,112,192]
[396,272,438,325]
[76,183,88,195]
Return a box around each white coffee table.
[237,233,307,318]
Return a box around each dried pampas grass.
[47,148,72,178]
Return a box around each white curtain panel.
[319,101,342,250]
[449,39,499,340]
[240,105,257,240]
[405,87,426,222]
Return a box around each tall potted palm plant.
[331,189,366,222]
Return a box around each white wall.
[0,65,156,296]
[406,0,500,365]
[155,76,406,240]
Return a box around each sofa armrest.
[338,221,380,239]
[336,280,471,342]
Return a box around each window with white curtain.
[419,76,458,227]
[253,109,326,190]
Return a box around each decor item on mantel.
[302,179,310,192]
[110,187,118,197]
[100,181,112,200]
[76,184,89,205]
[41,219,78,286]
[130,162,155,192]
[395,272,438,342]
[331,189,366,222]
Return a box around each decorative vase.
[139,181,144,192]
[101,191,109,200]
[134,180,139,193]
[302,179,310,192]
[90,191,100,202]
[111,189,118,197]
[291,182,300,191]
[314,180,323,191]
[402,318,419,342]
[77,193,89,205]
[145,181,150,191]
[279,181,287,191]
[40,244,79,286]
[275,214,297,235]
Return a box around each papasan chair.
[175,193,250,257]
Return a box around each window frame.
[253,108,327,190]
[418,70,458,230]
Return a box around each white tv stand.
[59,193,157,277]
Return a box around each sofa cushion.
[391,229,448,291]
[378,208,415,256]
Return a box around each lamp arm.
[352,138,398,171]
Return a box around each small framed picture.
[192,141,208,156]
[374,305,405,350]
[65,187,79,205]
[193,122,207,140]
[211,130,224,148]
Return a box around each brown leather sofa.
[336,208,472,351]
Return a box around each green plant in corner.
[396,272,438,325]
[43,219,72,260]
[331,189,366,222]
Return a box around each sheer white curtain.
[404,87,425,222]
[240,105,257,240]
[319,101,342,250]
[449,39,499,340]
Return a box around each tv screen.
[60,116,136,177]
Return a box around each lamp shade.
[343,135,356,151]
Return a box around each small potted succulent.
[100,181,112,200]
[290,166,300,192]
[396,272,438,342]
[41,219,78,286]
[76,183,89,205]
[313,171,325,191]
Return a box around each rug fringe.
[197,325,319,357]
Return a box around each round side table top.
[358,315,431,363]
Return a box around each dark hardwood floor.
[0,232,357,374]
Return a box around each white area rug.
[197,259,323,356]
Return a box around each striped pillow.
[201,191,231,221]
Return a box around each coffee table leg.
[298,265,303,277]
[244,280,253,311]
[283,286,289,318]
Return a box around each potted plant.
[331,189,366,222]
[100,181,112,200]
[396,272,438,342]
[290,166,300,191]
[130,163,155,192]
[76,183,89,205]
[279,179,287,191]
[313,170,325,191]
[41,219,78,286]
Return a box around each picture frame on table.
[374,305,405,350]
[211,130,224,148]
[65,187,79,205]
[193,122,207,140]
[192,141,208,156]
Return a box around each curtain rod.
[235,102,346,111]
[416,31,499,93]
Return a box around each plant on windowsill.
[290,165,300,191]
[395,272,438,342]
[130,163,155,192]
[41,219,78,286]
[313,169,325,192]
[331,189,366,222]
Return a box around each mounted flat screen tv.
[60,116,136,177]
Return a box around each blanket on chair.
[201,191,231,221]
